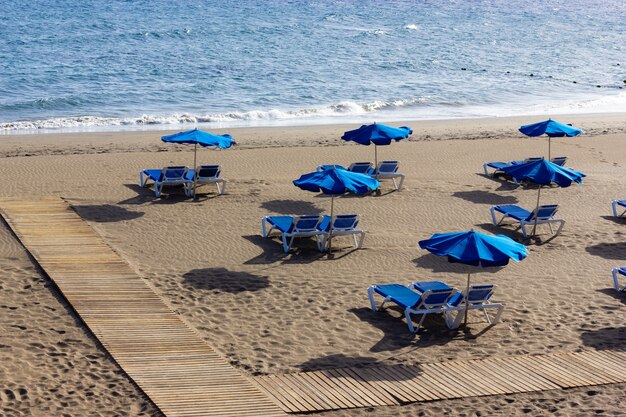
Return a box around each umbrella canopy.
[293,168,380,195]
[519,119,583,159]
[342,123,412,145]
[293,168,379,252]
[161,129,236,199]
[342,123,412,170]
[419,229,528,267]
[519,119,583,138]
[161,128,235,148]
[500,159,586,187]
[419,229,527,326]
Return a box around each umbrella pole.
[548,137,551,160]
[193,142,198,200]
[327,195,334,253]
[374,144,378,176]
[531,185,542,238]
[464,272,471,327]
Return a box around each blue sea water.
[0,0,625,133]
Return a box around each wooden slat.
[0,197,286,417]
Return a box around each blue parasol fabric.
[419,229,528,267]
[519,119,583,138]
[342,123,412,146]
[293,168,380,195]
[500,159,586,187]
[161,128,235,148]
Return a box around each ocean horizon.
[1,0,624,134]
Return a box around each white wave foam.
[404,23,420,31]
[0,98,429,131]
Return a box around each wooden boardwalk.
[2,197,625,416]
[0,197,286,417]
[255,350,626,413]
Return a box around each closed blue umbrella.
[162,128,235,198]
[419,229,527,325]
[294,168,379,252]
[342,123,412,171]
[519,119,583,159]
[502,159,586,237]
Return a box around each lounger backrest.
[524,157,544,162]
[413,288,455,309]
[348,162,373,174]
[330,214,359,231]
[163,166,187,180]
[530,204,559,220]
[196,165,221,179]
[377,160,399,174]
[292,215,322,233]
[550,156,567,166]
[466,284,496,303]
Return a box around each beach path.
[0,196,286,417]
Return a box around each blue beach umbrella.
[293,168,379,252]
[419,229,527,325]
[342,123,412,170]
[162,128,235,198]
[502,159,586,237]
[519,119,583,159]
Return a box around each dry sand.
[1,113,625,416]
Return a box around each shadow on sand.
[452,190,518,205]
[580,326,626,350]
[182,267,269,293]
[72,204,144,222]
[260,199,323,215]
[586,242,626,260]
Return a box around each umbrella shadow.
[596,288,626,306]
[580,326,626,350]
[452,190,518,205]
[182,267,269,293]
[298,355,426,382]
[297,353,386,371]
[72,204,144,222]
[413,253,505,274]
[242,235,325,265]
[586,242,626,260]
[260,199,323,215]
[476,173,520,191]
[601,215,626,225]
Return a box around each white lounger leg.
[154,182,163,198]
[611,268,626,291]
[489,206,499,225]
[611,200,626,217]
[261,217,269,237]
[367,287,378,311]
[396,174,405,191]
[139,171,147,187]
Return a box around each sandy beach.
[1,113,625,416]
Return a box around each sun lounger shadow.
[586,242,626,260]
[71,204,144,222]
[601,215,626,225]
[182,267,269,293]
[580,326,626,350]
[260,199,323,215]
[349,307,457,352]
[452,190,518,205]
[119,183,189,205]
[242,235,325,265]
[596,288,626,305]
[476,173,520,191]
[473,222,557,244]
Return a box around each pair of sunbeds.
[261,214,364,253]
[316,160,406,191]
[368,281,504,333]
[483,156,567,177]
[139,165,226,197]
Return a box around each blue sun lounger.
[490,204,565,237]
[611,267,626,292]
[410,282,504,329]
[318,214,365,250]
[139,166,190,197]
[483,157,544,176]
[316,162,373,173]
[367,281,457,332]
[261,215,325,253]
[611,200,626,218]
[371,160,405,190]
[185,165,227,196]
